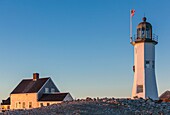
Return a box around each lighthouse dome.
[137,17,152,29]
[137,17,152,39]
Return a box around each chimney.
[33,73,39,81]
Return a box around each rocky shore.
[2,98,170,115]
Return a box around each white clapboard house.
[1,73,73,111]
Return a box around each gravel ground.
[1,98,170,115]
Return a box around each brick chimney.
[33,73,39,81]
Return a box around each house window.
[15,102,18,108]
[1,106,4,110]
[29,102,32,108]
[7,106,10,110]
[18,102,21,108]
[47,103,50,106]
[145,60,150,68]
[51,88,55,93]
[22,102,25,109]
[45,88,49,93]
[40,103,43,107]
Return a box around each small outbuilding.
[159,90,170,102]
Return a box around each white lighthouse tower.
[131,17,158,100]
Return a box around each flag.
[131,9,135,17]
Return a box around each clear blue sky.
[0,0,170,100]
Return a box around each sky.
[0,0,170,101]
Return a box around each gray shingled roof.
[1,97,10,105]
[159,90,170,99]
[39,93,68,101]
[11,78,49,94]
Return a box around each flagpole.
[130,10,132,43]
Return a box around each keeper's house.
[1,73,73,111]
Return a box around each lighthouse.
[131,17,158,100]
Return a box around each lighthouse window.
[142,31,145,38]
[146,28,151,39]
[141,28,145,38]
[152,61,155,69]
[137,85,143,93]
[137,28,142,38]
[145,60,150,68]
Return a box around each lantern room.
[137,17,152,39]
[131,17,158,45]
